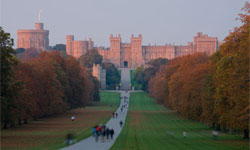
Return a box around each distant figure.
[92,127,96,137]
[71,116,75,121]
[116,113,118,118]
[102,125,106,131]
[112,112,115,118]
[120,121,123,127]
[121,108,123,112]
[183,131,187,137]
[95,125,102,142]
[110,129,114,139]
[106,128,110,139]
[102,130,106,143]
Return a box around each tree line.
[148,5,249,139]
[1,28,96,128]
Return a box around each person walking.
[115,113,118,118]
[112,112,115,118]
[92,126,96,137]
[110,129,114,140]
[101,129,106,143]
[71,115,75,121]
[120,121,123,127]
[106,128,110,139]
[95,128,99,142]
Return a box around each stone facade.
[96,32,218,68]
[17,23,49,50]
[92,64,106,89]
[66,35,94,58]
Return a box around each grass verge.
[1,91,120,150]
[111,92,249,150]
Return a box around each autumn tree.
[211,2,249,138]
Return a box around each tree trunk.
[243,129,249,139]
[3,121,7,129]
[23,119,28,124]
[212,122,215,128]
[10,121,15,127]
[18,119,22,126]
[216,124,221,131]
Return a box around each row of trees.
[1,28,96,128]
[133,58,168,91]
[148,5,249,139]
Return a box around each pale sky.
[0,0,246,48]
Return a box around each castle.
[66,33,218,68]
[16,22,218,69]
[66,35,94,58]
[17,23,49,50]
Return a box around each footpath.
[62,69,131,150]
[61,91,129,150]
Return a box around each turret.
[66,35,74,55]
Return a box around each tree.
[211,2,249,138]
[134,58,168,91]
[102,63,121,90]
[79,49,103,68]
[15,48,40,61]
[49,44,66,52]
[0,27,19,128]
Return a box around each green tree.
[79,49,103,68]
[102,63,121,90]
[0,27,19,128]
[49,44,66,52]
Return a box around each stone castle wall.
[17,23,49,50]
[66,35,93,58]
[95,32,217,68]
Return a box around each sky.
[0,0,246,48]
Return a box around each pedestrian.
[102,125,106,131]
[112,112,115,118]
[121,108,123,112]
[95,128,99,142]
[92,127,96,137]
[102,129,106,142]
[110,129,114,139]
[106,128,110,139]
[116,113,118,118]
[120,120,123,127]
[71,115,75,121]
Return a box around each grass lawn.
[130,70,142,90]
[111,92,249,150]
[1,91,120,150]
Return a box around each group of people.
[112,112,118,118]
[92,125,115,142]
[90,97,128,143]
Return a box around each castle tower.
[193,32,218,56]
[66,35,74,55]
[110,34,121,68]
[92,64,106,89]
[130,34,143,68]
[17,23,49,50]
